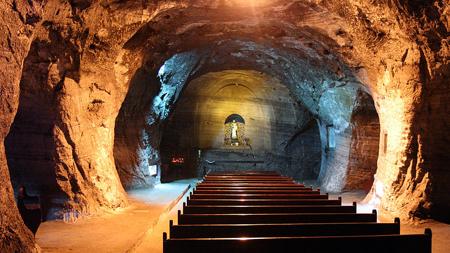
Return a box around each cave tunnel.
[156,68,379,191]
[112,44,381,193]
[0,0,448,252]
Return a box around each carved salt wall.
[0,1,40,251]
[344,91,380,191]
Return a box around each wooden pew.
[169,219,400,238]
[178,210,378,224]
[206,173,287,175]
[204,175,293,178]
[197,185,301,189]
[203,175,293,178]
[189,193,329,200]
[193,189,320,194]
[199,181,298,185]
[195,184,312,190]
[195,186,309,190]
[200,182,297,185]
[182,203,357,214]
[164,170,432,253]
[197,183,305,187]
[207,172,280,176]
[163,229,432,253]
[203,177,293,182]
[201,182,296,185]
[186,198,342,206]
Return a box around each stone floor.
[36,180,449,253]
[133,188,189,253]
[35,179,196,253]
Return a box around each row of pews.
[163,171,432,253]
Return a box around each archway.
[224,113,246,147]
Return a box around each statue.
[224,114,247,147]
[231,120,238,140]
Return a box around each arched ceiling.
[149,42,360,133]
[116,0,417,87]
[111,0,429,132]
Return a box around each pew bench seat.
[178,212,378,224]
[163,231,432,253]
[169,221,401,238]
[186,198,341,206]
[182,204,357,214]
[190,194,329,199]
[193,189,320,194]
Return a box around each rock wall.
[412,1,450,222]
[0,0,40,251]
[3,0,154,219]
[5,38,62,218]
[113,67,161,189]
[328,0,449,221]
[363,44,447,221]
[426,70,450,222]
[285,120,322,180]
[319,127,352,192]
[344,91,379,191]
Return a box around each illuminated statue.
[224,114,247,147]
[231,120,238,140]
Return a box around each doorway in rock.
[318,90,380,195]
[159,147,198,183]
[345,91,380,192]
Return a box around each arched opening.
[224,113,246,147]
[318,89,380,195]
[345,90,380,192]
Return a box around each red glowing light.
[171,157,184,164]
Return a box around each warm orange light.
[231,0,272,7]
